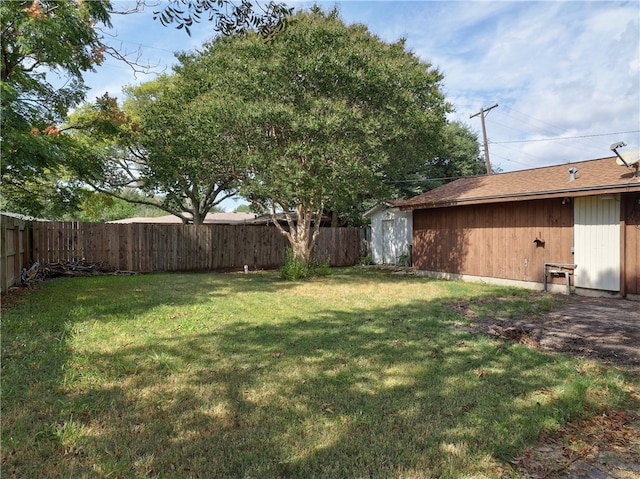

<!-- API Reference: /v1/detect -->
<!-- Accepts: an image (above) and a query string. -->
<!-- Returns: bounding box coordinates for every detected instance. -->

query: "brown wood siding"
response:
[413,198,574,283]
[623,193,640,295]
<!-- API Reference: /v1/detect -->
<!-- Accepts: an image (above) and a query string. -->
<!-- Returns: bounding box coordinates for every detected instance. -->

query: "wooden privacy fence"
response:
[29,222,366,274]
[1,215,31,294]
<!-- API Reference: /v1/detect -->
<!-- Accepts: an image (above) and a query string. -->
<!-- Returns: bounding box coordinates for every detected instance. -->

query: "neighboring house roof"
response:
[249,212,343,227]
[399,156,640,210]
[110,212,258,224]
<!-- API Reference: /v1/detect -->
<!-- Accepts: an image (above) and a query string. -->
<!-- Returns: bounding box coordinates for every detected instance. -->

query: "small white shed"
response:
[363,202,413,265]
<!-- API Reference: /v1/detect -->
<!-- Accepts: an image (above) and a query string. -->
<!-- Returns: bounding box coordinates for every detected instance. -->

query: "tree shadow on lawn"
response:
[3,283,627,478]
[65,271,303,320]
[42,267,419,322]
[0,272,294,477]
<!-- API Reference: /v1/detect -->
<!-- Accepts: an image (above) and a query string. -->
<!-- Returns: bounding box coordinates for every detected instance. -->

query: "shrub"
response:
[397,252,410,266]
[359,256,373,266]
[280,249,332,281]
[280,248,310,280]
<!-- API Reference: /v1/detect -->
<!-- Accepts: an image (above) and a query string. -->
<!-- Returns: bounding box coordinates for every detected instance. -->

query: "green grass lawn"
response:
[1,268,636,478]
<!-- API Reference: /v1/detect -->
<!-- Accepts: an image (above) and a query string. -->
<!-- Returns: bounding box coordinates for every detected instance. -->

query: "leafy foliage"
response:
[416,121,486,194]
[154,0,293,37]
[68,79,250,224]
[279,247,311,280]
[0,0,112,217]
[279,247,332,280]
[233,204,254,213]
[172,8,451,261]
[75,189,167,222]
[1,0,293,219]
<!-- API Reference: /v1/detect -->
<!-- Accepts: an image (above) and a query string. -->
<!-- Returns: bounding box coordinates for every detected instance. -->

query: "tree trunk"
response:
[191,209,204,225]
[271,203,321,265]
[331,210,338,228]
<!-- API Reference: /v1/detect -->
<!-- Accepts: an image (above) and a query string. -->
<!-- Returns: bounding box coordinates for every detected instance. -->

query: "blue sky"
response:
[86,1,639,179]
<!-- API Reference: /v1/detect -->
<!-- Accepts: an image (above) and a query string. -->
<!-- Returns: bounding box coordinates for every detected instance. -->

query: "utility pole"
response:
[470,103,498,174]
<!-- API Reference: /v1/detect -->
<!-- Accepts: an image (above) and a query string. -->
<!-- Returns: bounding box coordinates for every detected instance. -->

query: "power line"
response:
[491,130,640,144]
[105,37,177,55]
[490,153,537,168]
[490,109,635,157]
[508,108,569,137]
[386,174,482,184]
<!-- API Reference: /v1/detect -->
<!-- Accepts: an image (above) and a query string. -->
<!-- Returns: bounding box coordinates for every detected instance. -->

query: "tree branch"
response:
[103,44,160,78]
[108,0,156,16]
[270,200,293,244]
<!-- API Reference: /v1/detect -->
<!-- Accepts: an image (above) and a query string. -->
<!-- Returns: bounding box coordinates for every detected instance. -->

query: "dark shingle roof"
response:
[399,156,640,210]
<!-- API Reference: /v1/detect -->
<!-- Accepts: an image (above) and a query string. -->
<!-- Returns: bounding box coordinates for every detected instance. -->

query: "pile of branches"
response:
[21,260,138,284]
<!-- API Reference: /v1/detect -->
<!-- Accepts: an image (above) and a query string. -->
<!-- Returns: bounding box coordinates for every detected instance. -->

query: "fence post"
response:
[1,215,32,294]
[1,216,8,294]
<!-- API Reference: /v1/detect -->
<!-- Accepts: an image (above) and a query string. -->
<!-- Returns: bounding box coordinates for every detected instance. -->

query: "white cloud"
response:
[383,1,640,171]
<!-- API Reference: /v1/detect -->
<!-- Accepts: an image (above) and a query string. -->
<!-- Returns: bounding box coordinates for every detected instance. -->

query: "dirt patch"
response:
[0,284,37,312]
[456,293,640,478]
[464,294,640,367]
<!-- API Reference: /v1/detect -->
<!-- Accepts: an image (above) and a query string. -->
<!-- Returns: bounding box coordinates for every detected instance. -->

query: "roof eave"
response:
[400,183,640,210]
[363,201,402,218]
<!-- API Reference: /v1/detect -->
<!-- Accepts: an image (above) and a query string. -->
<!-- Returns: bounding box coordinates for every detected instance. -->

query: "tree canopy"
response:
[412,120,486,195]
[68,79,251,224]
[1,0,113,215]
[0,0,292,218]
[2,1,479,246]
[164,8,451,261]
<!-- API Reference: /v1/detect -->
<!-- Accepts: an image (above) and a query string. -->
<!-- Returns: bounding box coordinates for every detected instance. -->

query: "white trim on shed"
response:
[364,203,413,265]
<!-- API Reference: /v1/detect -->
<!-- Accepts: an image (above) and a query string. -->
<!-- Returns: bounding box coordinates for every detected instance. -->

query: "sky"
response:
[85,1,640,180]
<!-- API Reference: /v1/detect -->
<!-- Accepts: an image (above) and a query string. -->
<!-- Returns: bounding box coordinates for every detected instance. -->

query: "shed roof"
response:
[362,200,404,218]
[399,156,640,210]
[0,212,48,222]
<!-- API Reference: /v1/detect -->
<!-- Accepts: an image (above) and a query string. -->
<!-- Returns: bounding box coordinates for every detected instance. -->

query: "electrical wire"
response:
[480,104,639,167]
[491,130,640,144]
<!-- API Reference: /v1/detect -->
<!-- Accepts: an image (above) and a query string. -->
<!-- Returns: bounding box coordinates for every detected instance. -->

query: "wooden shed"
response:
[398,156,640,298]
[363,201,413,265]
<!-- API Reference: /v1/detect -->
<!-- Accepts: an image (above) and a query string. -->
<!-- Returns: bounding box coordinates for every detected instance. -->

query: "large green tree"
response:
[332,121,485,226]
[1,0,291,218]
[411,120,486,195]
[1,0,113,216]
[173,8,450,262]
[69,81,250,224]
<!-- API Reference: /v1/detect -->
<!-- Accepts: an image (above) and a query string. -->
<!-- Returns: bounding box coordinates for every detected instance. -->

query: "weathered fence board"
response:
[28,221,365,274]
[1,216,30,293]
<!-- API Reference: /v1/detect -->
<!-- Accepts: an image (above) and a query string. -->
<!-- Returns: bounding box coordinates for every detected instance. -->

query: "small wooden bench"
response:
[543,263,577,295]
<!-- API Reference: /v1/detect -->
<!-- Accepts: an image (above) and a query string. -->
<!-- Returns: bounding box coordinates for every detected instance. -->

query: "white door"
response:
[382,219,394,264]
[574,196,620,291]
